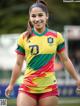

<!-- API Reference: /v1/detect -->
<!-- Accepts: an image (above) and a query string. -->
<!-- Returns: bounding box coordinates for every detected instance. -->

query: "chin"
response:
[36,27,42,30]
[35,26,43,30]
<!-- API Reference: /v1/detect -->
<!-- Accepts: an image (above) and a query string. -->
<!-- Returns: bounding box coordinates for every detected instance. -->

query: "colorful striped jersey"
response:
[16,28,65,93]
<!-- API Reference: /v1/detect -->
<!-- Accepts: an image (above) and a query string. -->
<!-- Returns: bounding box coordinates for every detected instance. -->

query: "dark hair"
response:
[26,0,48,40]
[29,0,48,15]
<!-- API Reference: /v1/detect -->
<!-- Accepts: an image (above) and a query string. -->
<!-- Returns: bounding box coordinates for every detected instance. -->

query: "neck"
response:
[34,26,46,34]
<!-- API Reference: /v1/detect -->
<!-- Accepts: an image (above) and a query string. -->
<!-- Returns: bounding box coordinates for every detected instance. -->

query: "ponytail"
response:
[37,0,47,7]
[26,20,33,40]
[35,0,48,7]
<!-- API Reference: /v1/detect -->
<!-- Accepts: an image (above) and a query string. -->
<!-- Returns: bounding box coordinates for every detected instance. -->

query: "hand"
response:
[76,78,80,87]
[5,85,13,97]
[76,79,80,94]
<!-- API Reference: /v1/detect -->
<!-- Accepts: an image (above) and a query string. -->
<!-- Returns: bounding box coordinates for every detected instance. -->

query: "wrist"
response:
[9,83,14,87]
[75,76,80,81]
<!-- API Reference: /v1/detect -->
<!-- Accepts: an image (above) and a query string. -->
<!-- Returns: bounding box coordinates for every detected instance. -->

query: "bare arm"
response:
[58,51,80,88]
[5,54,24,97]
[58,51,79,80]
[10,54,24,86]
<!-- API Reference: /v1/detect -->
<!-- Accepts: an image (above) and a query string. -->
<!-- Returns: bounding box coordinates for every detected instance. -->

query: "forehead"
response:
[30,7,45,14]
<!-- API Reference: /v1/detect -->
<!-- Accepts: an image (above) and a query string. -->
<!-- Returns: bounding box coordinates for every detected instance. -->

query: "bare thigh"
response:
[39,96,59,106]
[17,92,37,106]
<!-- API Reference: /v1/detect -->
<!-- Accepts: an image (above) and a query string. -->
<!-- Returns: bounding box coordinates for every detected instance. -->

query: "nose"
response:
[35,16,40,22]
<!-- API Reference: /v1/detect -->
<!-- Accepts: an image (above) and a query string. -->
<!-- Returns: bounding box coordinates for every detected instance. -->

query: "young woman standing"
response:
[5,0,80,106]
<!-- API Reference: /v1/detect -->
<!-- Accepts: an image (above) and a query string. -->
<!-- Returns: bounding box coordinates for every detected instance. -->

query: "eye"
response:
[38,13,43,17]
[31,14,36,18]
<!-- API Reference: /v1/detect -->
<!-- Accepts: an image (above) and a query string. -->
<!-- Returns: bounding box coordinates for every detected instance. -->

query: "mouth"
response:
[34,20,44,25]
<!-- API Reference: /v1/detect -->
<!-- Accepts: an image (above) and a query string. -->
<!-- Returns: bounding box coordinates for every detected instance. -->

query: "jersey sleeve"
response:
[16,33,25,56]
[57,32,65,54]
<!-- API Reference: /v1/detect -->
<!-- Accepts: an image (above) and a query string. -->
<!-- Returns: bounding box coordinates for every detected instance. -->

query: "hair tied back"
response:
[32,0,47,6]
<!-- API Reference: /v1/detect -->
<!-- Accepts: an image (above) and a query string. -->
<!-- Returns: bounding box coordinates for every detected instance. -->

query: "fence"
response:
[0,84,80,98]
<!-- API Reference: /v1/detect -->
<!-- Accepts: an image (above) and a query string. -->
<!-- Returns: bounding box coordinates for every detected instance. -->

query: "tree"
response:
[0,0,80,34]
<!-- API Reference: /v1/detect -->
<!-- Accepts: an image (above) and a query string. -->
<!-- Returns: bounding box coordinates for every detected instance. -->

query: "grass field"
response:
[7,97,80,106]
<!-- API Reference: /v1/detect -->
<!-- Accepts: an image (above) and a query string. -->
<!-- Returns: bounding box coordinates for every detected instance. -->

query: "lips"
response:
[33,20,44,24]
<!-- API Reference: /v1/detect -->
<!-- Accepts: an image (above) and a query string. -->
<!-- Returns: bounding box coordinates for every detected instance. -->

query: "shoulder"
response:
[56,32,64,40]
[47,29,63,38]
[18,31,28,40]
[47,29,60,38]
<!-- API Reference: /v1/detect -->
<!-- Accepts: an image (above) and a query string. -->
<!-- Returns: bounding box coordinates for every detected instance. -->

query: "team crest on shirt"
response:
[47,37,53,46]
[47,37,53,43]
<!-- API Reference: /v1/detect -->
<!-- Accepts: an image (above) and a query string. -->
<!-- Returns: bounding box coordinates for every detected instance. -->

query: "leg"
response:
[39,96,59,106]
[17,92,37,106]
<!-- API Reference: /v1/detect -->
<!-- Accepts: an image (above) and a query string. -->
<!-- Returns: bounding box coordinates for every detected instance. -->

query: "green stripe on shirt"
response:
[16,45,25,54]
[27,54,54,70]
[57,42,65,52]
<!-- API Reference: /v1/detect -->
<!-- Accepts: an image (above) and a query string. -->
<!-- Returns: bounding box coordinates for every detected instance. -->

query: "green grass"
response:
[59,97,80,106]
[7,97,80,106]
[7,99,16,106]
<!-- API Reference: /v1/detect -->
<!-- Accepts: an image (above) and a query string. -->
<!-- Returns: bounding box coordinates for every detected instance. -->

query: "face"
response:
[29,7,48,31]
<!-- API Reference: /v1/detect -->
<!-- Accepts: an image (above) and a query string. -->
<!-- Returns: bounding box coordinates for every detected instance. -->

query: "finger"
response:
[5,91,9,97]
[5,89,11,98]
[76,88,80,94]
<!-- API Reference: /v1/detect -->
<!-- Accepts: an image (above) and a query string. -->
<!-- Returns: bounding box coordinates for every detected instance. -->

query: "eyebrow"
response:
[31,12,44,16]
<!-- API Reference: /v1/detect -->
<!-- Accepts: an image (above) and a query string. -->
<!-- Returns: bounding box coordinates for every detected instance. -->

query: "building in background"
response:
[0,26,80,84]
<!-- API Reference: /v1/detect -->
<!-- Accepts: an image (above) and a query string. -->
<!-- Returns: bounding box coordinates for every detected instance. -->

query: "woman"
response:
[5,0,80,106]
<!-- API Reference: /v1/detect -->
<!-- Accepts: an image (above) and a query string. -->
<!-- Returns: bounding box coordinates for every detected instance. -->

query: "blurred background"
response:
[0,0,80,106]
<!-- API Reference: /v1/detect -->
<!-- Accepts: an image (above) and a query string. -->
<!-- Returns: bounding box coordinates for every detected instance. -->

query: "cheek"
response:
[42,18,47,24]
[30,18,34,24]
[42,16,48,22]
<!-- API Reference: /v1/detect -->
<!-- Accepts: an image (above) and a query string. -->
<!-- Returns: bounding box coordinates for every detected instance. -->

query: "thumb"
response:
[5,87,13,97]
[76,87,80,94]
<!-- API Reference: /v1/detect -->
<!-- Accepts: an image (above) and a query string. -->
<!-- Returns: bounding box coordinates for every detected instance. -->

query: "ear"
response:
[46,15,49,20]
[46,13,49,20]
[46,16,48,20]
